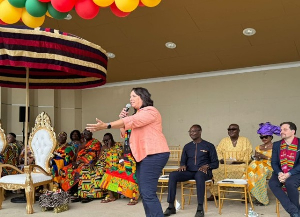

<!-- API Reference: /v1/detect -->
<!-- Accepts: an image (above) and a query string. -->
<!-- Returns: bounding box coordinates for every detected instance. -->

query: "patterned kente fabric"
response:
[51,144,75,185]
[60,138,101,192]
[0,25,107,89]
[100,130,140,200]
[1,143,19,176]
[280,137,298,191]
[78,142,123,199]
[245,145,273,205]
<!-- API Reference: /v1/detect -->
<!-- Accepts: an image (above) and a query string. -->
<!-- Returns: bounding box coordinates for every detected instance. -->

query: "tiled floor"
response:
[0,188,290,217]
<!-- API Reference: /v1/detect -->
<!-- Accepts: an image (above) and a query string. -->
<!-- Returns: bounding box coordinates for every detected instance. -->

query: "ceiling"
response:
[42,0,300,83]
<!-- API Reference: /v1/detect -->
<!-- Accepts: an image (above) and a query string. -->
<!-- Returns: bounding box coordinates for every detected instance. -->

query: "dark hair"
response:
[103,133,115,143]
[70,130,81,141]
[192,124,202,131]
[131,87,153,112]
[8,132,16,138]
[280,122,297,134]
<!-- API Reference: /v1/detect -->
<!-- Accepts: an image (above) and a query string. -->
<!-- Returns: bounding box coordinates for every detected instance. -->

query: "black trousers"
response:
[269,173,300,215]
[167,170,212,209]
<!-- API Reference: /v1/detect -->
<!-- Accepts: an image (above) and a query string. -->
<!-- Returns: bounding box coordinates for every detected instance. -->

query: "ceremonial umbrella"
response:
[0,25,108,165]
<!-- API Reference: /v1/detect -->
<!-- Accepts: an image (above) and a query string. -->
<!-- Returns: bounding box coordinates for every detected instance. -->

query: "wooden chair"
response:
[217,151,253,215]
[275,187,300,217]
[181,179,218,212]
[157,175,169,202]
[0,112,56,214]
[163,145,182,175]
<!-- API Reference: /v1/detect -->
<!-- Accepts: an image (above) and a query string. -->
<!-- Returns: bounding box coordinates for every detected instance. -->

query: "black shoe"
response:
[81,197,93,203]
[207,195,218,201]
[71,197,82,203]
[164,207,176,216]
[195,210,204,217]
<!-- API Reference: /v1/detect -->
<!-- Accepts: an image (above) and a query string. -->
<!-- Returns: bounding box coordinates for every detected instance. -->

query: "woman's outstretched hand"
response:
[86,118,107,132]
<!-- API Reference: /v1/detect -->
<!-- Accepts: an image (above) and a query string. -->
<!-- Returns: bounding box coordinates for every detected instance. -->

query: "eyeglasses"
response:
[188,130,201,134]
[103,138,111,143]
[259,135,270,140]
[227,128,238,131]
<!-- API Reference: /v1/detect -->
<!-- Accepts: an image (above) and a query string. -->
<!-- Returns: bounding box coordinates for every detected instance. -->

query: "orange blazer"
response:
[123,106,170,162]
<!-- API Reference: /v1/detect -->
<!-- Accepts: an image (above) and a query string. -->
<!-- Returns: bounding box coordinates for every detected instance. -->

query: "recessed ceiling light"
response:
[64,14,72,20]
[243,28,256,36]
[165,42,176,49]
[107,52,115,59]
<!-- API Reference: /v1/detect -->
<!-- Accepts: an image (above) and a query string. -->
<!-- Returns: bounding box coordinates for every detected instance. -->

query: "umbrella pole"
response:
[24,67,29,165]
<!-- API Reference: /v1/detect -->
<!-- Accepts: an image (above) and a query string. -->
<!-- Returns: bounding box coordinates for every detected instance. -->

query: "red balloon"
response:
[110,2,130,17]
[139,0,145,6]
[75,0,100,19]
[52,0,76,12]
[38,0,51,2]
[0,19,8,25]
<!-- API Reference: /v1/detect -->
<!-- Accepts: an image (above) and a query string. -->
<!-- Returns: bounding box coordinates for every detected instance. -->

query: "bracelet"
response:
[119,159,124,163]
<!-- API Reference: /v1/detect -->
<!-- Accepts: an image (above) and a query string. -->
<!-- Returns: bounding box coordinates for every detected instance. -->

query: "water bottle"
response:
[248,208,253,217]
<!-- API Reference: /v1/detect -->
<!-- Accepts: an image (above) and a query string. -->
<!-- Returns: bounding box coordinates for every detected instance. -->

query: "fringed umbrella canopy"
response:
[0,25,108,164]
[0,25,107,89]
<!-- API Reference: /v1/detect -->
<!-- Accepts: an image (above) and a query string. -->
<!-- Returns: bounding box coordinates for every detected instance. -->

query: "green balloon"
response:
[25,0,47,17]
[48,3,68,20]
[8,0,26,8]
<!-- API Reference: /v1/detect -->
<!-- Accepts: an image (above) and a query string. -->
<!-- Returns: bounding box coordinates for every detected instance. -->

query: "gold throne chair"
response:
[0,112,56,214]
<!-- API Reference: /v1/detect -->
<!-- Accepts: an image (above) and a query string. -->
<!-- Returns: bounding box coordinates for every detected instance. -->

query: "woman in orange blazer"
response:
[87,87,170,217]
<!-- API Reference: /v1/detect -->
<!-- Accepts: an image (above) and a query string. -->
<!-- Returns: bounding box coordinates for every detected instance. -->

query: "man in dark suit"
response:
[269,122,300,217]
[163,124,219,217]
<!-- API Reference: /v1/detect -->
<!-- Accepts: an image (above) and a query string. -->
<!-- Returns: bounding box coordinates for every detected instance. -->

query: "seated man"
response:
[208,124,252,201]
[164,124,219,217]
[269,122,300,217]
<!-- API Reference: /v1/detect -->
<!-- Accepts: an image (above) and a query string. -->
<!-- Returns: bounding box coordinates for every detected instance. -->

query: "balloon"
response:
[25,0,47,17]
[0,0,22,24]
[110,2,130,17]
[52,0,75,12]
[46,11,52,18]
[8,0,26,8]
[0,19,7,25]
[141,0,161,7]
[47,3,68,19]
[22,9,45,28]
[93,0,114,7]
[138,0,144,6]
[115,0,139,12]
[75,0,99,19]
[39,0,51,2]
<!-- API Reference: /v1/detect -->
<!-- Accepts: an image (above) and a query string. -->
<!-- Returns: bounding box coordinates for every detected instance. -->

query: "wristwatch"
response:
[106,123,111,129]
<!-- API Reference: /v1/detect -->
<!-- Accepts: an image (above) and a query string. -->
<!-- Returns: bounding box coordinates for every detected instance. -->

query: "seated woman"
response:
[1,133,20,176]
[68,130,82,152]
[51,132,75,187]
[18,145,35,170]
[61,129,101,203]
[245,122,280,206]
[100,129,139,205]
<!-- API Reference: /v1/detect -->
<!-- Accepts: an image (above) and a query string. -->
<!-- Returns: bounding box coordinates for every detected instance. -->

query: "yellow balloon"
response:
[115,0,139,12]
[0,0,22,24]
[141,0,161,7]
[22,10,45,28]
[46,11,53,18]
[93,0,114,7]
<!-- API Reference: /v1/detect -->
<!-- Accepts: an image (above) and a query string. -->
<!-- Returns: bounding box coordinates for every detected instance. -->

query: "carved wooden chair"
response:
[0,112,56,214]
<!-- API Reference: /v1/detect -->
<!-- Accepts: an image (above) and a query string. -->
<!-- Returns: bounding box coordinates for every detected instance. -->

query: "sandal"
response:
[101,197,116,203]
[127,199,138,205]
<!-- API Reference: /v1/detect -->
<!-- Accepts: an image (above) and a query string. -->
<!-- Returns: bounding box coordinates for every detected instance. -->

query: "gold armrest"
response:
[0,164,24,177]
[25,165,51,176]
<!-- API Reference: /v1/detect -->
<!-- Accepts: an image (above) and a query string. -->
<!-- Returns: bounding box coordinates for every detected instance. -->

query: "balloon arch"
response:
[0,0,161,28]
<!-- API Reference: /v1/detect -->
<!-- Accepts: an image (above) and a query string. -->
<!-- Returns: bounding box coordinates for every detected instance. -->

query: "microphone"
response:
[125,103,131,112]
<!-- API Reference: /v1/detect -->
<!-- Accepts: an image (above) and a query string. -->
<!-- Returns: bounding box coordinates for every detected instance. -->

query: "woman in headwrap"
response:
[245,122,280,206]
